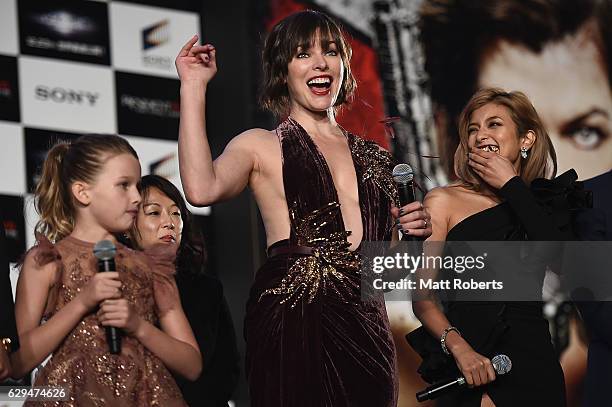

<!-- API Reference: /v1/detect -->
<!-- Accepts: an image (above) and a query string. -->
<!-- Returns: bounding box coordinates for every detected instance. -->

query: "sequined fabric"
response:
[24,235,186,407]
[244,118,398,407]
[259,202,361,307]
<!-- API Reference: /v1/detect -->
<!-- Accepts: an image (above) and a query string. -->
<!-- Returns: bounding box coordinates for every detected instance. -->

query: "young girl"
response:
[10,135,201,406]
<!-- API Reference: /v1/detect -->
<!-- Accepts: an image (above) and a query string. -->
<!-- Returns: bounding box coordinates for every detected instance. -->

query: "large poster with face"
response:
[366,1,610,406]
[407,0,611,182]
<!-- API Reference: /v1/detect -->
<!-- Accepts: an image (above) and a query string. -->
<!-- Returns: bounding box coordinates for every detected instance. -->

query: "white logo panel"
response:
[122,135,210,215]
[110,2,200,78]
[19,56,116,133]
[0,122,25,195]
[0,0,19,55]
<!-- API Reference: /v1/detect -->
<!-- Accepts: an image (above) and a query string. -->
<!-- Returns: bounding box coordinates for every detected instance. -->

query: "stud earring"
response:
[520,147,528,159]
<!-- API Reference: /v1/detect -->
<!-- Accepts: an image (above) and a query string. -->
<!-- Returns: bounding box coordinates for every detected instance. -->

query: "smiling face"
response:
[467,103,533,170]
[479,25,612,179]
[286,32,345,116]
[134,187,183,251]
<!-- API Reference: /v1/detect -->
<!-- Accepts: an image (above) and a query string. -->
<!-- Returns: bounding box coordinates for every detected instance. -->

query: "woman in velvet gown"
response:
[244,117,400,406]
[176,10,432,407]
[412,88,589,407]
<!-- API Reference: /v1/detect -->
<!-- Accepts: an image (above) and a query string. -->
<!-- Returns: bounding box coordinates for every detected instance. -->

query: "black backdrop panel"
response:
[24,127,80,193]
[115,71,180,140]
[0,194,26,263]
[18,0,111,66]
[0,55,20,123]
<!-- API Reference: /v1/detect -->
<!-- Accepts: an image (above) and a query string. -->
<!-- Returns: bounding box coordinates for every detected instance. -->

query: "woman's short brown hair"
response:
[260,10,357,117]
[454,87,558,190]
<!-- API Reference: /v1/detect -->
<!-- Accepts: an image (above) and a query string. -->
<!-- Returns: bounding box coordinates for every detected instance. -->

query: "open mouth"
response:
[478,145,499,153]
[160,235,176,243]
[307,76,332,95]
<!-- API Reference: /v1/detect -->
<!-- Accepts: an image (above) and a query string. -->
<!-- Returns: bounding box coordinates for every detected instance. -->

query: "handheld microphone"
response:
[416,354,512,402]
[93,240,121,355]
[392,163,422,242]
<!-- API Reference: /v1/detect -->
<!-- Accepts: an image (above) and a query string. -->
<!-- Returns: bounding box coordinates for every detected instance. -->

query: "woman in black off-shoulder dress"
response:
[410,88,590,407]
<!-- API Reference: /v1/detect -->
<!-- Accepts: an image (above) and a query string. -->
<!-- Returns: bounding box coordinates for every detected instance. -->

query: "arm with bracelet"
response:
[411,188,497,389]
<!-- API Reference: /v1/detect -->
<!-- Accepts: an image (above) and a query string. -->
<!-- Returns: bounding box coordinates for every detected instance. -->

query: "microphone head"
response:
[93,240,116,261]
[491,354,512,375]
[392,163,414,184]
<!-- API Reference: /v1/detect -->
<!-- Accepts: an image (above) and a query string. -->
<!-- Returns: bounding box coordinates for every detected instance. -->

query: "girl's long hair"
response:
[35,134,138,242]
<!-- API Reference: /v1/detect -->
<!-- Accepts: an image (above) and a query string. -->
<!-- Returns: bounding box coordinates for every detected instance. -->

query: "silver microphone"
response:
[416,354,512,401]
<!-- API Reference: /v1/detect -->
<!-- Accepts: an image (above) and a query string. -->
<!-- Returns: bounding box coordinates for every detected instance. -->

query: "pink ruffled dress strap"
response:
[143,244,180,317]
[32,232,62,268]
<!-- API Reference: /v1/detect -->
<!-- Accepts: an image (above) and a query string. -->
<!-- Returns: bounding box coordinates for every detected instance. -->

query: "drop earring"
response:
[520,147,528,159]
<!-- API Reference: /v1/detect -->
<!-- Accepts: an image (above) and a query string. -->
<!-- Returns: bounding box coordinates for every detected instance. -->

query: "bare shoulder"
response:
[424,185,467,220]
[225,128,280,175]
[424,185,455,205]
[425,183,480,221]
[424,186,464,239]
[227,128,277,150]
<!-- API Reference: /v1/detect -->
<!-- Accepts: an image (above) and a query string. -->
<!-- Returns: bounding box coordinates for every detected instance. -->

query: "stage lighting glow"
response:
[35,11,96,36]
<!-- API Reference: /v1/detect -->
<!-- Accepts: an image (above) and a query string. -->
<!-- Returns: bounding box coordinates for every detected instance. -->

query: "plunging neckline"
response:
[287,117,364,242]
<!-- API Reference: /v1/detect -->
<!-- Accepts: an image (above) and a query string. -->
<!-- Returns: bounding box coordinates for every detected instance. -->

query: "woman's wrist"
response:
[443,329,467,354]
[440,326,460,354]
[180,80,207,92]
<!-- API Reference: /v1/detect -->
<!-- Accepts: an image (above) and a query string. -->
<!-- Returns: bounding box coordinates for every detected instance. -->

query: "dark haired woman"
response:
[176,9,432,407]
[127,175,240,407]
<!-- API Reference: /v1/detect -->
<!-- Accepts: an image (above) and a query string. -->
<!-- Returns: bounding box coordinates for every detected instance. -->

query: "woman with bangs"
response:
[175,9,432,407]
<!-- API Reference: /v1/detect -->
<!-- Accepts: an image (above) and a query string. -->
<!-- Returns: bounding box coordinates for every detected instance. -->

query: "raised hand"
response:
[76,272,122,312]
[97,299,143,337]
[175,35,217,84]
[468,147,518,190]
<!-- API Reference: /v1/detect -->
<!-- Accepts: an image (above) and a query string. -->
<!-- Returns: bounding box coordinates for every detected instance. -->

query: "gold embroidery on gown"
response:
[258,132,399,309]
[245,118,399,407]
[259,202,361,308]
[24,235,187,406]
[350,135,399,206]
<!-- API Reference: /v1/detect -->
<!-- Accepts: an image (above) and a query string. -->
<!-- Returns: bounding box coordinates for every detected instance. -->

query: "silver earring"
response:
[520,147,528,159]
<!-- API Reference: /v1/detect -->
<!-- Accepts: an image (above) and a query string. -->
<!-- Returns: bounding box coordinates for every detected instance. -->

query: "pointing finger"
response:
[178,35,199,57]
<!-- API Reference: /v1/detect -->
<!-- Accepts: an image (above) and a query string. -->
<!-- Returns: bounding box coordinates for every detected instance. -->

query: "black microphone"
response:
[416,354,512,402]
[93,240,121,355]
[392,163,422,242]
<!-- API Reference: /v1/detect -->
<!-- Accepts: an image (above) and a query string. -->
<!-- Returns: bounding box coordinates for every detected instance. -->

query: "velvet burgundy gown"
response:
[244,118,399,407]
